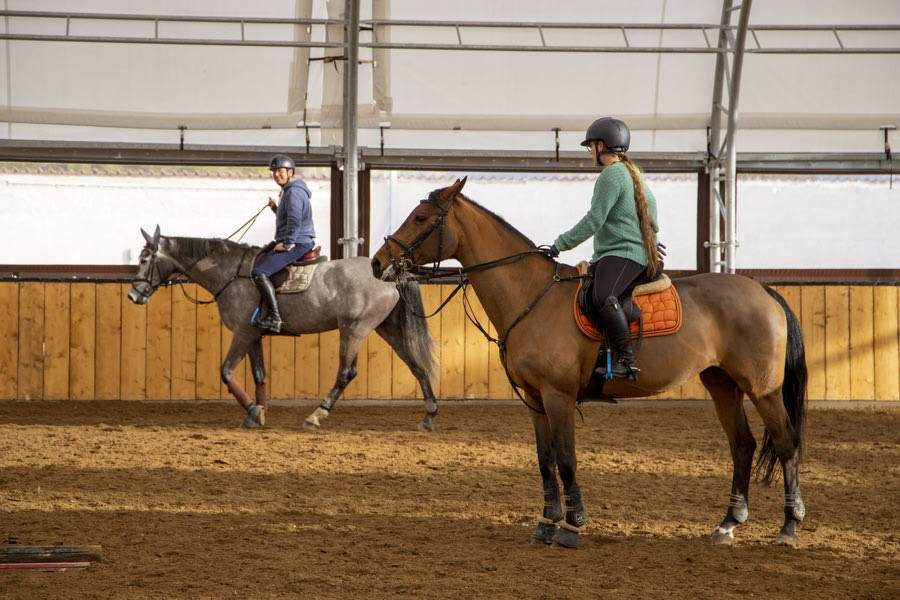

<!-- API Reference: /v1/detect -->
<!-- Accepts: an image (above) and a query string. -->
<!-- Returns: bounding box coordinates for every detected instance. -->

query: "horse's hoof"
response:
[710,527,735,545]
[550,523,580,549]
[302,418,320,431]
[239,404,265,428]
[239,415,261,428]
[774,532,799,547]
[417,420,434,433]
[531,520,556,546]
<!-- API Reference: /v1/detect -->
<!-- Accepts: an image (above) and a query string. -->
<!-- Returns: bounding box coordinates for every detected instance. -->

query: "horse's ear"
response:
[441,176,468,203]
[141,227,153,245]
[141,225,161,251]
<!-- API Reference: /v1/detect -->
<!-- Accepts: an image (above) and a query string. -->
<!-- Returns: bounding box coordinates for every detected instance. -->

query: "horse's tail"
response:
[755,285,808,485]
[395,281,439,381]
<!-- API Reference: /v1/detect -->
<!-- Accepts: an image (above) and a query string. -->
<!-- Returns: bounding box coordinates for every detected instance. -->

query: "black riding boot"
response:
[252,273,283,332]
[595,296,640,380]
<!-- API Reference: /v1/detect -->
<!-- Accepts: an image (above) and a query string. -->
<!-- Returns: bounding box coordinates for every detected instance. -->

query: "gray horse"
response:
[127,226,439,431]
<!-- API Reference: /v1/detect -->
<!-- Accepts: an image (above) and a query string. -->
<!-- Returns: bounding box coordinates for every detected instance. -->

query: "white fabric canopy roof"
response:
[1,0,898,155]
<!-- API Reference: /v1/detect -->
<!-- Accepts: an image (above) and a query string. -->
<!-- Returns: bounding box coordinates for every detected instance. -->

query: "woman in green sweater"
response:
[549,117,660,380]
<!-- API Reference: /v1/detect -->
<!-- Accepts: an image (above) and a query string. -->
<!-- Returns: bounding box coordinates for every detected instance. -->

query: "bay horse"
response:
[128,226,438,432]
[371,178,807,548]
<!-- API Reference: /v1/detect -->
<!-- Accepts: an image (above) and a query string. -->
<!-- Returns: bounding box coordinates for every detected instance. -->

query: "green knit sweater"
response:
[553,161,658,264]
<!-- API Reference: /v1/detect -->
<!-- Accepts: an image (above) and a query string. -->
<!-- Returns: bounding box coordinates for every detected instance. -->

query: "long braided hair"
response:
[614,152,659,277]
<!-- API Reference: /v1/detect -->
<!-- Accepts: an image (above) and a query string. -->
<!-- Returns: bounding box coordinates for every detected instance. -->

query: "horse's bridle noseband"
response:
[383,192,455,277]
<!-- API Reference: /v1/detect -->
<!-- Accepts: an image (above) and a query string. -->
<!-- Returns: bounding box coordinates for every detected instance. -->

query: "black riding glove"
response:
[548,244,560,258]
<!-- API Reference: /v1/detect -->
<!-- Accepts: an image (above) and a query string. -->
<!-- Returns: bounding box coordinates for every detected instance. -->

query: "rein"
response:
[384,193,586,413]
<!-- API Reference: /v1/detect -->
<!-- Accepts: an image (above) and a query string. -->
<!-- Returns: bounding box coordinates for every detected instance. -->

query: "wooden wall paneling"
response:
[119,283,147,400]
[94,283,122,400]
[873,286,900,401]
[463,291,490,400]
[419,284,443,399]
[17,282,44,400]
[824,286,851,400]
[0,282,18,400]
[42,282,70,400]
[849,286,876,401]
[69,283,96,400]
[170,283,197,400]
[366,328,393,400]
[439,284,465,399]
[194,291,221,399]
[146,287,173,400]
[293,333,320,400]
[680,375,709,401]
[317,329,339,400]
[269,334,295,400]
[800,286,826,400]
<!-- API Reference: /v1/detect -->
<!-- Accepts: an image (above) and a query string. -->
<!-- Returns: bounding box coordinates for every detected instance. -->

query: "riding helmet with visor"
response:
[581,117,630,153]
[268,154,295,171]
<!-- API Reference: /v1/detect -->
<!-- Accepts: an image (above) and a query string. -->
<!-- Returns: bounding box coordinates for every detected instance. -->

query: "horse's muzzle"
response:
[127,285,150,305]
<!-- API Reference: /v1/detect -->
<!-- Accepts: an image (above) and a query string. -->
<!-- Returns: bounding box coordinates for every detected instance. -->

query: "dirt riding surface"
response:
[1,400,897,599]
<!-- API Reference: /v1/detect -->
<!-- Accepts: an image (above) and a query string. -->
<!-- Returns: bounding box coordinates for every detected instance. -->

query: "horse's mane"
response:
[428,188,539,250]
[165,236,253,259]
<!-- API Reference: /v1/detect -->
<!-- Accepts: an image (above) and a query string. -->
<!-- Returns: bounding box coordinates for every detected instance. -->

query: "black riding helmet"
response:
[581,117,630,153]
[269,154,295,171]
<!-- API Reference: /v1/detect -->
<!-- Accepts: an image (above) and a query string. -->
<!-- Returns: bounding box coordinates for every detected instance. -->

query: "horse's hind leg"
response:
[221,333,267,428]
[529,409,564,545]
[375,320,438,433]
[303,331,363,431]
[702,367,756,545]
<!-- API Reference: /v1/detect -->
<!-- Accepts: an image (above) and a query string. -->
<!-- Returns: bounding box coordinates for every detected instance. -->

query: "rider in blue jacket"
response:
[251,154,315,332]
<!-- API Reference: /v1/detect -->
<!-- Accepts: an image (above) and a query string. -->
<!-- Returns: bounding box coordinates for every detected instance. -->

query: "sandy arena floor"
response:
[1,400,898,599]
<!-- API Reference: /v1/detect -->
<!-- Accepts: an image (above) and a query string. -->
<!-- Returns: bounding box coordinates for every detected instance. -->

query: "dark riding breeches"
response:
[591,255,646,308]
[251,242,315,277]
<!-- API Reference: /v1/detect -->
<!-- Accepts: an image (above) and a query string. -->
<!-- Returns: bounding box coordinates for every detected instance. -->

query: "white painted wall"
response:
[1,170,897,270]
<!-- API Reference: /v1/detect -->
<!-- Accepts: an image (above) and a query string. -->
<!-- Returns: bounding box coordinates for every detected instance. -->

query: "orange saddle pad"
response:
[574,272,682,342]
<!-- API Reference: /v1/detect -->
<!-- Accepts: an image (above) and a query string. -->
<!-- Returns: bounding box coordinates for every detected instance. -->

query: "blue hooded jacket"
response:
[274,178,315,246]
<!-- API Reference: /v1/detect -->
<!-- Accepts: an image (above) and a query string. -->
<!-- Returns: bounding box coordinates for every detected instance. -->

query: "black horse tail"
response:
[395,281,439,382]
[755,285,808,485]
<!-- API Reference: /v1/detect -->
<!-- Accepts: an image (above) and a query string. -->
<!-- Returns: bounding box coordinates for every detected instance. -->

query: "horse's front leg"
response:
[530,409,564,545]
[543,393,585,549]
[221,332,266,428]
[303,333,362,431]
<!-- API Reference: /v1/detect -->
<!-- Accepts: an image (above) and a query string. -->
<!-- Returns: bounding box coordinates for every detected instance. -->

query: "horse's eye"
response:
[413,214,428,224]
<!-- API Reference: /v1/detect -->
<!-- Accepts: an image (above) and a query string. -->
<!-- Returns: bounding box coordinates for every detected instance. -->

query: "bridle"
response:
[381,189,584,414]
[131,239,254,305]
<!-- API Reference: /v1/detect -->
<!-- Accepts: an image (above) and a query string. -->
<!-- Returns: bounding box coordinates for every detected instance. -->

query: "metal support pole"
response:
[339,0,362,258]
[706,0,751,274]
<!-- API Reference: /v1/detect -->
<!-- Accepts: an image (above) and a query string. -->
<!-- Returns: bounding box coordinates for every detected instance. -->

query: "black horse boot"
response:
[252,272,283,332]
[595,295,640,380]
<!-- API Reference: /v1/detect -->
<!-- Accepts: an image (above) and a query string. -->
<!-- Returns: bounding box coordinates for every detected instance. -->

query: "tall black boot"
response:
[594,296,639,380]
[252,273,283,332]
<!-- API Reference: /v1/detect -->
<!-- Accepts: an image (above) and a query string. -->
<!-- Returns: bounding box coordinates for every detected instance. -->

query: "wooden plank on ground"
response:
[367,329,393,400]
[17,282,44,400]
[873,286,899,401]
[439,284,465,399]
[120,283,147,400]
[42,283,71,401]
[824,286,850,400]
[69,283,96,400]
[0,283,18,400]
[294,333,320,400]
[800,286,826,401]
[170,284,197,400]
[0,545,102,563]
[94,284,121,400]
[146,287,173,400]
[195,290,221,399]
[464,292,490,400]
[269,334,295,400]
[849,286,875,401]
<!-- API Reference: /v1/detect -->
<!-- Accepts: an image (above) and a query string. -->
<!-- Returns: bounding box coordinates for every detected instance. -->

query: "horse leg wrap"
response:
[551,522,582,549]
[564,485,586,529]
[531,518,558,546]
[728,493,749,525]
[785,491,806,522]
[543,481,564,523]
